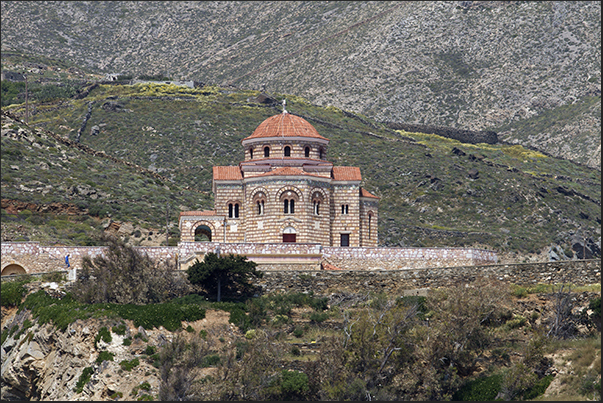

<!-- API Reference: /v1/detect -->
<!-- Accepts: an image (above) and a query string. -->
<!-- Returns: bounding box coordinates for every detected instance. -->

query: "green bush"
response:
[309,312,329,323]
[452,374,502,401]
[112,323,127,335]
[95,326,112,348]
[293,326,304,338]
[119,358,140,371]
[1,279,31,307]
[144,345,156,356]
[201,354,221,367]
[229,307,251,332]
[123,338,132,346]
[185,325,194,333]
[279,370,309,398]
[96,350,115,364]
[523,375,554,400]
[74,367,94,393]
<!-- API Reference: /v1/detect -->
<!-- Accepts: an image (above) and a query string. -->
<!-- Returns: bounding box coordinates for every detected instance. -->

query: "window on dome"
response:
[249,148,253,159]
[319,148,324,159]
[264,146,270,158]
[305,146,310,158]
[284,146,291,157]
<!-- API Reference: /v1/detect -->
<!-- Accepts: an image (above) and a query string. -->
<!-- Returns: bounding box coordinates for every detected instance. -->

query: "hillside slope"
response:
[1,1,600,168]
[1,83,600,261]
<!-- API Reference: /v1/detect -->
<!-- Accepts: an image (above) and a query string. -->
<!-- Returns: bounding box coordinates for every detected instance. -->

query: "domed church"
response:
[179,102,379,247]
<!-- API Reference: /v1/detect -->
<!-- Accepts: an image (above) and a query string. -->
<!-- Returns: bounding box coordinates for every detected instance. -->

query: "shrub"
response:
[293,326,304,338]
[95,326,112,348]
[112,323,127,335]
[74,367,94,393]
[309,312,329,323]
[144,345,156,356]
[96,350,115,364]
[201,354,221,367]
[123,338,132,346]
[290,345,301,356]
[120,358,140,371]
[230,307,251,332]
[199,329,207,340]
[185,325,194,333]
[452,374,502,401]
[279,370,309,398]
[1,279,31,307]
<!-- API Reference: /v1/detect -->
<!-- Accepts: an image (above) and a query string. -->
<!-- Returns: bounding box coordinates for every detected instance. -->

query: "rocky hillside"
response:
[1,277,600,401]
[1,1,600,168]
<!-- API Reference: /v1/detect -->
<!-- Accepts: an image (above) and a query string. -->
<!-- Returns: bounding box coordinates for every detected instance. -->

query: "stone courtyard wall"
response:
[1,242,599,294]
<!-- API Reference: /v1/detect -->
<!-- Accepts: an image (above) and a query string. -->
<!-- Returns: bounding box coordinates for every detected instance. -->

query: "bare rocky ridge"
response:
[1,1,600,168]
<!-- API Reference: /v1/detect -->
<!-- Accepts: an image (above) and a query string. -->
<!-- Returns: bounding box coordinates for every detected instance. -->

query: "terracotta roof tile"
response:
[179,210,217,217]
[243,113,329,141]
[332,166,362,181]
[360,187,380,199]
[213,166,243,180]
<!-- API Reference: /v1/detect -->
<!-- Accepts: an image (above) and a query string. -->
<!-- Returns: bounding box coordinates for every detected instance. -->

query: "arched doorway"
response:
[1,264,27,276]
[283,226,296,243]
[194,225,212,242]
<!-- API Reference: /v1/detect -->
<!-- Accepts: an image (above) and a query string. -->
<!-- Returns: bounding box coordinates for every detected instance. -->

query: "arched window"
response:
[314,201,320,215]
[341,204,349,215]
[284,146,291,157]
[283,199,295,214]
[249,148,253,159]
[264,146,270,158]
[368,214,372,239]
[228,203,240,218]
[305,146,310,158]
[257,200,265,215]
[319,148,324,159]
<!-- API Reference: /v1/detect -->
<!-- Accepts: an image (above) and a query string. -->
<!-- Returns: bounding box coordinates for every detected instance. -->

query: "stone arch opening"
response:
[1,263,27,276]
[284,145,291,157]
[194,225,212,242]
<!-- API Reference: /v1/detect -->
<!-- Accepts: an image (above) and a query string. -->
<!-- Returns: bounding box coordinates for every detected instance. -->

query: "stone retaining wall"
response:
[321,247,497,269]
[256,260,601,295]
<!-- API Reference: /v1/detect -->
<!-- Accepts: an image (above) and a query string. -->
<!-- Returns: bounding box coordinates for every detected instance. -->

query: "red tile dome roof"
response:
[243,112,329,141]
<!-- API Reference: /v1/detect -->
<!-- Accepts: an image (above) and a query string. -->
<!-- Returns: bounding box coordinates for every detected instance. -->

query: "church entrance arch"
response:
[1,263,27,276]
[194,225,213,242]
[282,226,297,243]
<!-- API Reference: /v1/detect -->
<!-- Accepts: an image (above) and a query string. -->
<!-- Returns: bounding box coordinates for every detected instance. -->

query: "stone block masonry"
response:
[256,260,601,295]
[1,242,599,294]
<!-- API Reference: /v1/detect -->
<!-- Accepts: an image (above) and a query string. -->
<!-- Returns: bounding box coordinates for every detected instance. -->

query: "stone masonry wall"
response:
[256,260,601,295]
[2,242,497,275]
[322,246,497,269]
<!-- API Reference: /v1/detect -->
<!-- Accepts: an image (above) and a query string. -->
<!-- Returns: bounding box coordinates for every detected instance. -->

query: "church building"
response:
[179,103,379,247]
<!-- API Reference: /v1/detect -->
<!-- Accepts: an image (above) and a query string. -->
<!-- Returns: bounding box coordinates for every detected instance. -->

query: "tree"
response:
[187,252,262,302]
[74,235,190,304]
